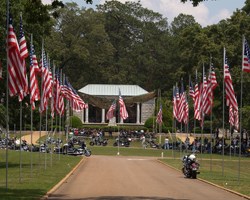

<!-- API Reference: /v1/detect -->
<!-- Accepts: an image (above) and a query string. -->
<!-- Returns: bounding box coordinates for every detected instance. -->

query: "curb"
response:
[41,157,87,200]
[157,159,250,200]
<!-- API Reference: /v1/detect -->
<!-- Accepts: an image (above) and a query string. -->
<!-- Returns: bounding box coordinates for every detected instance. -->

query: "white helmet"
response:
[189,154,196,161]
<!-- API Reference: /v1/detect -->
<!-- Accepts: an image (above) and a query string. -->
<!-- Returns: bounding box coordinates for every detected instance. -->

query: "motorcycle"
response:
[182,155,200,179]
[80,146,92,157]
[113,136,131,147]
[89,136,108,146]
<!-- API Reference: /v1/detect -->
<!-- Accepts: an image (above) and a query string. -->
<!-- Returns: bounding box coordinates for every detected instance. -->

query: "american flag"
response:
[156,104,163,124]
[224,50,238,111]
[242,37,250,72]
[106,100,116,120]
[173,86,180,121]
[61,79,85,112]
[53,70,64,116]
[178,81,187,123]
[7,15,27,100]
[173,86,178,119]
[202,66,218,115]
[224,48,239,129]
[183,95,189,124]
[39,48,52,113]
[194,79,201,120]
[18,14,29,101]
[119,89,128,120]
[229,104,239,130]
[189,81,195,102]
[29,43,40,110]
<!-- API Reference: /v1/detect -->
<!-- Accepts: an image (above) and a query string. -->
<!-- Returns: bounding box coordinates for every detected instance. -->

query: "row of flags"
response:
[172,37,250,130]
[5,14,86,117]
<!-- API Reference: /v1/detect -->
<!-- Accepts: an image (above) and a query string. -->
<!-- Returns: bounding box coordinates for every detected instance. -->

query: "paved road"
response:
[47,155,247,200]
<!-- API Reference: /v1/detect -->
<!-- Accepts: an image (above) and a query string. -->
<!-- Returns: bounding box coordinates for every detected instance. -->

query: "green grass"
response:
[0,150,82,200]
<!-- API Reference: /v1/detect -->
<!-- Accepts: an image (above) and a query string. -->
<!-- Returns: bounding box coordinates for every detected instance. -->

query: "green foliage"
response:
[1,0,250,132]
[0,104,5,126]
[67,116,83,128]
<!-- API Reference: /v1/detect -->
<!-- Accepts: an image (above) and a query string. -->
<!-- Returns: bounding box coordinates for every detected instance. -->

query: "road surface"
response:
[47,155,247,200]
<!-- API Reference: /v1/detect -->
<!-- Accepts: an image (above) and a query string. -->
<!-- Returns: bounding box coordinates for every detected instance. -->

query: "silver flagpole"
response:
[51,61,55,167]
[209,57,213,172]
[19,101,23,183]
[222,47,226,177]
[30,33,33,177]
[5,0,10,190]
[238,35,245,184]
[194,69,197,151]
[39,39,44,172]
[172,86,175,158]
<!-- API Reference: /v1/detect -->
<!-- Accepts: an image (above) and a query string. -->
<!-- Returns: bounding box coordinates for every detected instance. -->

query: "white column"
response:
[120,118,124,124]
[85,104,89,123]
[136,102,140,124]
[101,108,105,123]
[81,109,84,123]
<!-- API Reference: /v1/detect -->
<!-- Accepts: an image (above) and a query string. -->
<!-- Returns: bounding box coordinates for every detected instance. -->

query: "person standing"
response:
[164,136,169,150]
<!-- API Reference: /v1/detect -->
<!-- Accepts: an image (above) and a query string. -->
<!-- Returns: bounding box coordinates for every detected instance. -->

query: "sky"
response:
[42,0,246,27]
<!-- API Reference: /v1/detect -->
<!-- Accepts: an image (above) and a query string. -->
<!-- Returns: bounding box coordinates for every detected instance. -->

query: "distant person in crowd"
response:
[164,136,169,150]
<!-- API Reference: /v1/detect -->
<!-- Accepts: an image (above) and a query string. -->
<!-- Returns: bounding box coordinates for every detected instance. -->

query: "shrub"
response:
[67,116,82,128]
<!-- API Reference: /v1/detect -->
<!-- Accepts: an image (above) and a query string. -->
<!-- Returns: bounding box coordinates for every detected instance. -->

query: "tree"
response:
[180,0,216,7]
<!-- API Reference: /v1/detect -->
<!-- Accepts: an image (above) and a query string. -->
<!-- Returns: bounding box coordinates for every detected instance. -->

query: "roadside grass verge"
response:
[0,150,82,200]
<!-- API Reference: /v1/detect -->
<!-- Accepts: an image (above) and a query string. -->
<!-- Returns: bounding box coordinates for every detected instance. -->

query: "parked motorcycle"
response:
[89,136,108,146]
[182,154,200,179]
[113,136,131,147]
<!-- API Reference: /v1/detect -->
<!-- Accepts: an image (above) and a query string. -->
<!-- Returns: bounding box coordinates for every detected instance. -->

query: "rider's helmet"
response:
[189,154,196,161]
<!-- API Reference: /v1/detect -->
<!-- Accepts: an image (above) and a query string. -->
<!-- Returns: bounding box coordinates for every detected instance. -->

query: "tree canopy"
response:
[1,0,250,131]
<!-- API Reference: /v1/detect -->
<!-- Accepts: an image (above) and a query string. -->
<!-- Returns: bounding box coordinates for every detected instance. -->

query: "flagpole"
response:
[50,60,56,167]
[5,0,10,190]
[172,86,175,158]
[238,35,245,183]
[19,101,23,183]
[39,39,45,171]
[200,63,205,160]
[30,33,33,177]
[209,56,213,172]
[193,69,198,152]
[222,47,226,177]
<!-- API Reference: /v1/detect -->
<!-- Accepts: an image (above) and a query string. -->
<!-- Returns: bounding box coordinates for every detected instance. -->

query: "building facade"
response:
[74,84,155,125]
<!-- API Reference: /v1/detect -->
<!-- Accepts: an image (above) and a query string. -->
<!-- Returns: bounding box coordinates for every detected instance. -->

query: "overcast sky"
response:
[42,0,245,27]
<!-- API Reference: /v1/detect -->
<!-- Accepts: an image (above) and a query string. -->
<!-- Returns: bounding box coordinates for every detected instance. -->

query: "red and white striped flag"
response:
[39,49,52,113]
[106,100,116,120]
[18,14,29,101]
[224,48,239,130]
[119,89,128,120]
[194,80,201,120]
[156,105,163,124]
[242,37,250,73]
[7,15,27,100]
[29,43,40,110]
[224,49,238,111]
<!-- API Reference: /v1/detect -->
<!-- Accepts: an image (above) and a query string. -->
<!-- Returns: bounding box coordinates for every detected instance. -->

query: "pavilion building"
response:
[74,84,156,125]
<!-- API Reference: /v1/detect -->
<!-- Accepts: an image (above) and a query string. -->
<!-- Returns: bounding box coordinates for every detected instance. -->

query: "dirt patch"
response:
[21,131,47,145]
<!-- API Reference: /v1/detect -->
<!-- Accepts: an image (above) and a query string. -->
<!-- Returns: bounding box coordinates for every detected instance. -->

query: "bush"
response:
[144,117,167,133]
[67,116,82,128]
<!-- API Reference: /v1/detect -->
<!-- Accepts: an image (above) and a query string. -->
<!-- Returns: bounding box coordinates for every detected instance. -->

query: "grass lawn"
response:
[0,150,82,200]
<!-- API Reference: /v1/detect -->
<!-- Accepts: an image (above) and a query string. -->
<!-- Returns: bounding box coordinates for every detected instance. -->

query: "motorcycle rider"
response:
[182,153,196,169]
